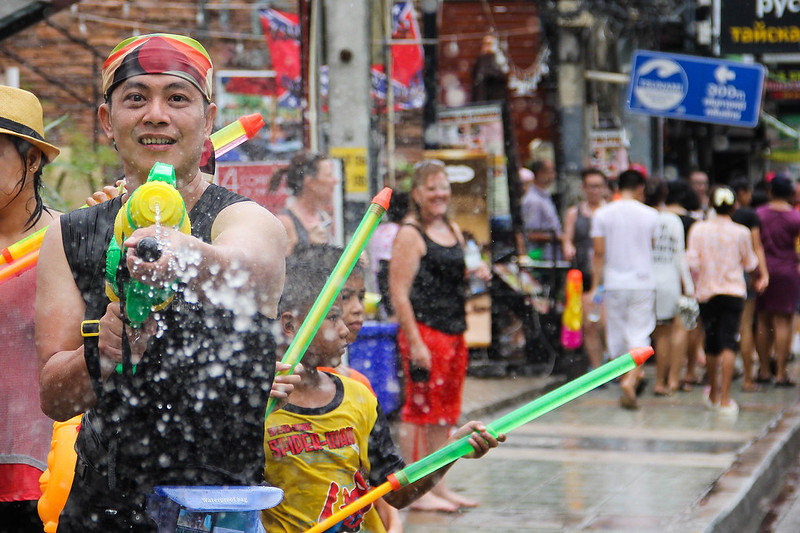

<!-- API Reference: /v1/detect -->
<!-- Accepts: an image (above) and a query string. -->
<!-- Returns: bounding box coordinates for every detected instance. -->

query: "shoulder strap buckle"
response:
[80,320,100,337]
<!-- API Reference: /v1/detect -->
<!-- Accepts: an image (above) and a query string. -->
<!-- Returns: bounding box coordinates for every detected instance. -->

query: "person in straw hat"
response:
[35,33,288,531]
[0,85,61,531]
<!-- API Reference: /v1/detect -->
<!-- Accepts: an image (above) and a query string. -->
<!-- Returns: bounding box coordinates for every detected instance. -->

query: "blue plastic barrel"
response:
[348,321,401,416]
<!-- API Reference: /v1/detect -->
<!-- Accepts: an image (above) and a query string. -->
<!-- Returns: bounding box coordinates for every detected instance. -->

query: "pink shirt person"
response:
[686,215,758,303]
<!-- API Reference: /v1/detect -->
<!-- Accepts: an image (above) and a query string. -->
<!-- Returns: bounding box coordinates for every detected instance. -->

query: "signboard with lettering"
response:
[626,50,766,128]
[437,103,511,217]
[588,129,629,178]
[215,161,288,214]
[215,160,345,245]
[721,0,800,54]
[329,146,369,199]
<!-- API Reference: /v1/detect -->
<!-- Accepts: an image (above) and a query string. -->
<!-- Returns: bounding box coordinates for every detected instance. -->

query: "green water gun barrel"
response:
[304,346,654,533]
[393,347,654,487]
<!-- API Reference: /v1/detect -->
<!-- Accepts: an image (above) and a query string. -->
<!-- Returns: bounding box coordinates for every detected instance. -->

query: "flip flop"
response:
[741,383,763,393]
[754,375,773,384]
[774,379,797,388]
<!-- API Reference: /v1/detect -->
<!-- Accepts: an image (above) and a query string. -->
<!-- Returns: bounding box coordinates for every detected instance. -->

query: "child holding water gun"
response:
[309,246,400,532]
[262,245,505,532]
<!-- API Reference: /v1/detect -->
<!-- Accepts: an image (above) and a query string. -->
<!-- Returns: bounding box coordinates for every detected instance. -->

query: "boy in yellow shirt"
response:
[263,245,504,532]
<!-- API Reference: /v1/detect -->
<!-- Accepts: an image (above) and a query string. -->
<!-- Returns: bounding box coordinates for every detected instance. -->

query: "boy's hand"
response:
[86,179,125,206]
[450,421,506,459]
[269,362,304,410]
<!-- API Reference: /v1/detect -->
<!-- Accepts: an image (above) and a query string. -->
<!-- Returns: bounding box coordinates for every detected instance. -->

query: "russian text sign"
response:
[721,0,800,54]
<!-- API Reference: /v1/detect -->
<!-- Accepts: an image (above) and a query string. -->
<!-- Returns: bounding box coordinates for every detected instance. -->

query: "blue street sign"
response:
[626,50,766,128]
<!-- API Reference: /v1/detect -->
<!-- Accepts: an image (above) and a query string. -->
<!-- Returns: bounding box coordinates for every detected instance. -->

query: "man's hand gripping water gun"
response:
[105,162,191,329]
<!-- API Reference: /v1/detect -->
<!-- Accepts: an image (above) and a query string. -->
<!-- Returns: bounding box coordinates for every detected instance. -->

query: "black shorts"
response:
[57,457,154,532]
[699,295,744,356]
[581,270,593,293]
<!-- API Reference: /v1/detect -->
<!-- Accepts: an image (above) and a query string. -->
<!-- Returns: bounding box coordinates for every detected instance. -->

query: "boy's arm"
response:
[383,421,505,509]
[374,498,403,533]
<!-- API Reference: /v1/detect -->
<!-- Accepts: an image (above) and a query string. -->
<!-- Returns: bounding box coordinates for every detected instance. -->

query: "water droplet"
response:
[207,363,225,378]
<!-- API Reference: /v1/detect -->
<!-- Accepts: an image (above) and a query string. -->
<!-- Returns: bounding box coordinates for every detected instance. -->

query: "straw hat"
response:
[0,86,60,162]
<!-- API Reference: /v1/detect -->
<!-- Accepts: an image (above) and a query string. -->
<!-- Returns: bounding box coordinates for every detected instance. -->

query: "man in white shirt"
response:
[590,169,658,409]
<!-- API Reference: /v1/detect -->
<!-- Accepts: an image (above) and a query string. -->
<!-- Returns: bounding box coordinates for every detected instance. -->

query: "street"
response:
[395,360,800,532]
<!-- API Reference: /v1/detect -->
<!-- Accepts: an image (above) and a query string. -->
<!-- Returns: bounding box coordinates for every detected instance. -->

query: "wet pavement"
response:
[395,358,800,532]
[766,461,800,532]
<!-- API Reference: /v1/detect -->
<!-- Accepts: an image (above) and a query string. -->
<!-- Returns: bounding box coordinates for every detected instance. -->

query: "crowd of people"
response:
[524,159,799,414]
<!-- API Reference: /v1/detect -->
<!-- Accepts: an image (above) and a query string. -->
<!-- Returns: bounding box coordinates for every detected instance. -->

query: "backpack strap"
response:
[81,316,104,401]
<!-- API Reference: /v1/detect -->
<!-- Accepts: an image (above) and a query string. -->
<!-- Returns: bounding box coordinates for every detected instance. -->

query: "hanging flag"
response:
[259,8,302,108]
[370,1,425,110]
[390,1,423,88]
[390,0,424,109]
[305,2,425,112]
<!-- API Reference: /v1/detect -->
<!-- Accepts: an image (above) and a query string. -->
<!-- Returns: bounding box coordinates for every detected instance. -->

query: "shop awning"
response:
[763,149,800,163]
[761,112,800,161]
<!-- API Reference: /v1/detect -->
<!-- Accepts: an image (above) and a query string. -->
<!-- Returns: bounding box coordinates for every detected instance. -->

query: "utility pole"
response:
[421,1,439,150]
[324,0,372,233]
[554,1,589,210]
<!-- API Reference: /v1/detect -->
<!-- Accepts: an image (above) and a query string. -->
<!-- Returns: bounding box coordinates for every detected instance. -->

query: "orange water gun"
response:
[0,229,45,284]
[37,415,82,533]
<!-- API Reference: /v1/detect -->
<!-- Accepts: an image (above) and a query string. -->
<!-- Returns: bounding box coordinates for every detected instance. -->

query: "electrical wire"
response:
[66,10,266,41]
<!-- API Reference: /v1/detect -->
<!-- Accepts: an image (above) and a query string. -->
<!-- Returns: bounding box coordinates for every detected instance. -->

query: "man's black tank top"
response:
[407,223,467,334]
[61,184,277,492]
[574,205,593,277]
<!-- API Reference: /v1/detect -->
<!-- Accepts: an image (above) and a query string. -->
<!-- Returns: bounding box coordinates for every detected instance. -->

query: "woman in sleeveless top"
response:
[562,168,608,370]
[389,160,490,512]
[270,150,337,255]
[0,86,61,532]
[755,176,800,386]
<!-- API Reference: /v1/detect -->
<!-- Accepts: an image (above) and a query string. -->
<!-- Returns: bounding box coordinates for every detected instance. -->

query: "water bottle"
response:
[464,239,486,295]
[587,286,603,323]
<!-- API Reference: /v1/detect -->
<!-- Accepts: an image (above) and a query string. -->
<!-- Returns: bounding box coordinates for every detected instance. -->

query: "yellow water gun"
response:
[105,162,190,328]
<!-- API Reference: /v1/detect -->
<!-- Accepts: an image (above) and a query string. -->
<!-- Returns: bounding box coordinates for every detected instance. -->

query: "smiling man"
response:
[35,34,287,532]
